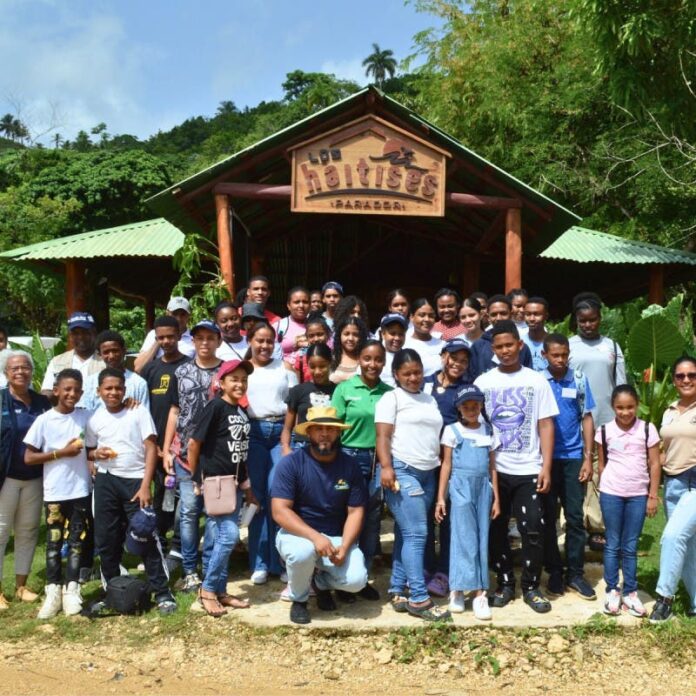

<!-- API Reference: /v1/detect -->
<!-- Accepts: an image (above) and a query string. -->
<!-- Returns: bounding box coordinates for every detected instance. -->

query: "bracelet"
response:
[52,451,58,461]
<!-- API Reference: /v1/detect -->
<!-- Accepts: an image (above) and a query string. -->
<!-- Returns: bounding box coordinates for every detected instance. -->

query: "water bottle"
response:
[162,474,176,512]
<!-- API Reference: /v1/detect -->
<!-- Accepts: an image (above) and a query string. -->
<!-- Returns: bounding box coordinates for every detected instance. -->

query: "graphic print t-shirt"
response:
[192,399,250,481]
[474,366,559,475]
[286,382,336,442]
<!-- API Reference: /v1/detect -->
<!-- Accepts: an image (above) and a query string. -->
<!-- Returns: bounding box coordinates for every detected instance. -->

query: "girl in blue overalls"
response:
[435,385,500,620]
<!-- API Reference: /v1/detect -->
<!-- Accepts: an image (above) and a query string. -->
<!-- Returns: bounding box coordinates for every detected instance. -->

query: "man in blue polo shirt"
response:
[542,333,597,600]
[271,406,368,624]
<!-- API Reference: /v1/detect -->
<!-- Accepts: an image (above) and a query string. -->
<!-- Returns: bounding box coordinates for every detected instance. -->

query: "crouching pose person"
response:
[271,406,368,624]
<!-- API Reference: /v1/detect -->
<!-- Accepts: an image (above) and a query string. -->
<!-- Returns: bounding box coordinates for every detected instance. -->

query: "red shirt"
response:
[432,320,467,341]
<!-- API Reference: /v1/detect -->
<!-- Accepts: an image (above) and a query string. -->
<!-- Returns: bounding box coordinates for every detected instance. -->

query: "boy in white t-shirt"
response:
[474,320,559,614]
[85,367,175,615]
[24,369,93,619]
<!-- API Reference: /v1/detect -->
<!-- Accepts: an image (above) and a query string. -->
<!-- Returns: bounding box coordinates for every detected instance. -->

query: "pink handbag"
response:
[201,474,238,516]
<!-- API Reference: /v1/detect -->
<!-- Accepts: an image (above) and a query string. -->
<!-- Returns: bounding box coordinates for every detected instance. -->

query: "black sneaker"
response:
[566,575,597,600]
[315,589,337,611]
[546,571,565,597]
[523,589,552,613]
[489,585,515,608]
[358,583,381,601]
[335,590,357,604]
[649,596,673,624]
[290,601,311,624]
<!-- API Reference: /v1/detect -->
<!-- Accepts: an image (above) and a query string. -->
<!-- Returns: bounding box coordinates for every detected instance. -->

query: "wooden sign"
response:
[289,115,450,217]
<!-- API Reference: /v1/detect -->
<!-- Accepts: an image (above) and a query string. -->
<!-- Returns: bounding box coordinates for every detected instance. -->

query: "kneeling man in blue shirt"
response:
[271,406,368,624]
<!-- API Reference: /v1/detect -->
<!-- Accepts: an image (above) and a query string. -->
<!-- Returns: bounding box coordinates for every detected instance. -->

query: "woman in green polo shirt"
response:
[332,339,392,600]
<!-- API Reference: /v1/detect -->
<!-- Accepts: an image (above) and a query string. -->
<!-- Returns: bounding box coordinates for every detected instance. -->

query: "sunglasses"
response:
[674,372,696,382]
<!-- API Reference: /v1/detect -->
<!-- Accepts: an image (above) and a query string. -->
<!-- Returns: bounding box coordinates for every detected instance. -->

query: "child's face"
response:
[216,308,241,340]
[99,341,125,369]
[459,306,480,332]
[310,293,324,312]
[287,292,310,321]
[322,288,341,311]
[308,356,330,384]
[53,378,83,410]
[458,400,482,424]
[613,393,638,426]
[525,303,548,331]
[442,350,469,381]
[341,325,361,355]
[436,295,458,323]
[306,324,328,345]
[193,329,221,359]
[382,324,405,352]
[98,376,125,409]
[543,343,569,372]
[155,326,180,355]
[510,295,528,323]
[389,294,409,317]
[488,302,510,325]
[491,332,522,366]
[359,345,385,383]
[221,368,248,401]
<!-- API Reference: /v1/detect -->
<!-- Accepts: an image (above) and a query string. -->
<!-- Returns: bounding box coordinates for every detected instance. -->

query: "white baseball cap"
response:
[167,297,191,313]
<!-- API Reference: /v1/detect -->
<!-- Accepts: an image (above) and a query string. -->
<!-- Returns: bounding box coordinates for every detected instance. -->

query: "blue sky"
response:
[1,0,442,144]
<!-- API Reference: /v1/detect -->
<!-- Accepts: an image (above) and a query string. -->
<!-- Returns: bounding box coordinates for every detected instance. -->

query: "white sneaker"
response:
[251,570,268,585]
[62,581,83,616]
[622,591,647,618]
[37,584,62,619]
[473,594,492,621]
[448,590,465,613]
[604,589,621,615]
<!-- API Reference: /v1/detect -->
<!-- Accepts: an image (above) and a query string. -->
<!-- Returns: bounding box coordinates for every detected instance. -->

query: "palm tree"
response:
[0,113,15,140]
[362,44,397,88]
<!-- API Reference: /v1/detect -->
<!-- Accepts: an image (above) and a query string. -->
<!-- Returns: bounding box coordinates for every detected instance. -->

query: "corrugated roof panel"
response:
[0,218,184,262]
[539,226,696,265]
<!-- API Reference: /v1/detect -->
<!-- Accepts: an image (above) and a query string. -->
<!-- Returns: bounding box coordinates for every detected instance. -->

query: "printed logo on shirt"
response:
[487,386,534,453]
[334,479,350,491]
[309,392,331,408]
[227,413,251,464]
[152,374,171,395]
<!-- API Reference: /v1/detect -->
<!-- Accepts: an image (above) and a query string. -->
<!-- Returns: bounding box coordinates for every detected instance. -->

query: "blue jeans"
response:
[247,419,284,575]
[656,489,696,610]
[202,496,242,595]
[175,459,203,575]
[384,459,437,603]
[664,469,696,518]
[276,529,367,602]
[599,491,647,594]
[342,447,381,573]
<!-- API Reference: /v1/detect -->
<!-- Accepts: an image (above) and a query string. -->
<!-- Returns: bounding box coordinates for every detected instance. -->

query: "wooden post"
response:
[505,208,522,293]
[461,254,480,298]
[144,297,155,331]
[648,265,664,305]
[65,259,86,315]
[215,193,235,298]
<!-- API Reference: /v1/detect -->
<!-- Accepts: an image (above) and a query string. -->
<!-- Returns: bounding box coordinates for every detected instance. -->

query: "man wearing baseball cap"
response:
[134,296,195,374]
[40,312,105,396]
[271,406,368,624]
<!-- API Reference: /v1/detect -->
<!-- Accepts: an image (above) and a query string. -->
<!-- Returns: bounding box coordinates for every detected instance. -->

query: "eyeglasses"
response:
[674,372,696,382]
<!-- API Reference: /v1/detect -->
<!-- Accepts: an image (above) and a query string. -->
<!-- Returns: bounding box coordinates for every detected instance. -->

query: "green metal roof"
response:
[146,86,580,250]
[539,226,696,265]
[0,218,184,263]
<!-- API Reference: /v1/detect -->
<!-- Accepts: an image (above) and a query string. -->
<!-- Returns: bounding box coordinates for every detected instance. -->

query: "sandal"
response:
[198,589,227,618]
[217,593,250,609]
[389,593,409,613]
[406,600,452,622]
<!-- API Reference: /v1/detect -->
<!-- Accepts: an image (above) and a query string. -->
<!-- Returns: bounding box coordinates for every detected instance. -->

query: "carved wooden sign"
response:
[289,115,450,216]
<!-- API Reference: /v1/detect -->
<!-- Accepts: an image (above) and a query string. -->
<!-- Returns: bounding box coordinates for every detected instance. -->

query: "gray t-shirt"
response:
[569,335,625,427]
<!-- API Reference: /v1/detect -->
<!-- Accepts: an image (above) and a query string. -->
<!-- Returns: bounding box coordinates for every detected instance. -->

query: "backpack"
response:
[600,420,650,471]
[104,576,152,615]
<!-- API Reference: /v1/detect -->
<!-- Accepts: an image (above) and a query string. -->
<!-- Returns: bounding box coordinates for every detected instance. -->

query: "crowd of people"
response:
[0,277,694,626]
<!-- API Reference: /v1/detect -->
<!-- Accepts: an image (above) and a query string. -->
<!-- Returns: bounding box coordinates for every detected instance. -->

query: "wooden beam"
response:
[215,194,235,297]
[505,208,522,292]
[475,210,506,253]
[214,183,291,201]
[446,191,522,209]
[65,259,86,315]
[648,265,664,305]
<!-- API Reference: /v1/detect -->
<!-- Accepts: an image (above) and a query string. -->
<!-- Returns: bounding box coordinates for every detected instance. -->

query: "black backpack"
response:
[104,576,152,615]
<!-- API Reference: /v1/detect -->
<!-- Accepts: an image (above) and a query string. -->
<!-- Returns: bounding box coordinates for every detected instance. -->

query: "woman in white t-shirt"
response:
[376,349,449,622]
[245,323,298,585]
[404,299,445,377]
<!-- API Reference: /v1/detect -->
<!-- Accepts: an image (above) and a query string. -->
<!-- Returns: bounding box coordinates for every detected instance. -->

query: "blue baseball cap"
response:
[67,312,96,331]
[321,281,344,295]
[191,319,221,336]
[380,313,408,330]
[125,507,157,555]
[442,338,471,354]
[454,384,485,406]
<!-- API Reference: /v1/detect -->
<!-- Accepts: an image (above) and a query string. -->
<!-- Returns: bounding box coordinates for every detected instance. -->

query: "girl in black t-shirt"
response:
[280,343,335,457]
[188,359,257,617]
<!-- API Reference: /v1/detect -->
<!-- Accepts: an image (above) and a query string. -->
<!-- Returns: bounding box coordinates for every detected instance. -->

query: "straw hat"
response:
[293,406,352,437]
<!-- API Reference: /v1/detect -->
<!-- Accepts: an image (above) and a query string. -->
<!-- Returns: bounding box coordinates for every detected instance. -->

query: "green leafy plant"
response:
[9,333,65,390]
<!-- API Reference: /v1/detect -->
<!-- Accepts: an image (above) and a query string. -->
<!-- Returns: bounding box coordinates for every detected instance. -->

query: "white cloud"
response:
[320,57,367,86]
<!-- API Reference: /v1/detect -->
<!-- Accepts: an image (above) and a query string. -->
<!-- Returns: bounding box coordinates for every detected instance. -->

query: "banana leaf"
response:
[627,314,687,372]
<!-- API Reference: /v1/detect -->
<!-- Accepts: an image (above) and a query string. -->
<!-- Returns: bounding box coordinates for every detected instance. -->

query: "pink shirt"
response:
[273,316,306,365]
[595,418,659,497]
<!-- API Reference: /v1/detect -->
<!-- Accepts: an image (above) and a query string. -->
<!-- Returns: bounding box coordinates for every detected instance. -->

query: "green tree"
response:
[362,43,397,87]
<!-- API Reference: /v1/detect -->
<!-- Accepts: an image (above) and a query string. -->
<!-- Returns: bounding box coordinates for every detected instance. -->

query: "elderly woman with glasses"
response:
[0,350,51,608]
[650,356,696,622]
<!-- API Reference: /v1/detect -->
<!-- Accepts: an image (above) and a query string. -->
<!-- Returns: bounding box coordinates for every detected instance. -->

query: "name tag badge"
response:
[492,355,500,365]
[423,383,433,395]
[561,387,577,399]
[662,414,674,427]
[473,435,492,447]
[609,440,625,452]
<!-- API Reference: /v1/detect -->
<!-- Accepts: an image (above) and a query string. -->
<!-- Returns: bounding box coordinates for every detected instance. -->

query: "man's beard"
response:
[310,439,340,456]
